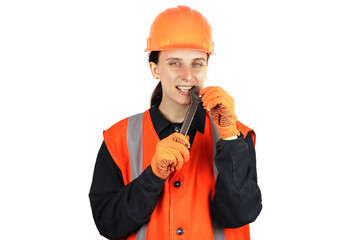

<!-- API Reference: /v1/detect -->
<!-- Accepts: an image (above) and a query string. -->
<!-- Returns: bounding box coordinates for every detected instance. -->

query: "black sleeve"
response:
[89,141,166,239]
[211,133,262,228]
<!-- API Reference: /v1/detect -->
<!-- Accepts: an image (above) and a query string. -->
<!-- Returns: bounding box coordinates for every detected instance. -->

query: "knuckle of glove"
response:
[153,135,191,178]
[156,133,190,162]
[172,134,190,161]
[177,145,190,163]
[170,133,190,149]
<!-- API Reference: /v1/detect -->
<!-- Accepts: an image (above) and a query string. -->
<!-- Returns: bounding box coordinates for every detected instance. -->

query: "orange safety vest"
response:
[103,109,255,240]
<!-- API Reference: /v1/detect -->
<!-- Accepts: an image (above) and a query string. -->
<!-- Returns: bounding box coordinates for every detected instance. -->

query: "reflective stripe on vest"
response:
[210,112,220,182]
[210,113,225,240]
[127,112,144,181]
[127,113,147,240]
[126,112,224,240]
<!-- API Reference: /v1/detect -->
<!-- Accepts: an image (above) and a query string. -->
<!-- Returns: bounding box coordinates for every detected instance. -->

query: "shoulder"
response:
[206,110,256,145]
[236,120,256,146]
[236,120,253,135]
[103,110,149,140]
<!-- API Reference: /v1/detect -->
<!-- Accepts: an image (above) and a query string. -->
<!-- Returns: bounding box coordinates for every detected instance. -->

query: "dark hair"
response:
[149,51,161,107]
[149,51,210,108]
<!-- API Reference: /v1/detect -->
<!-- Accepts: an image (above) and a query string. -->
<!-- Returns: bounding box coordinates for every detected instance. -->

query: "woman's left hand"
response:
[200,86,239,139]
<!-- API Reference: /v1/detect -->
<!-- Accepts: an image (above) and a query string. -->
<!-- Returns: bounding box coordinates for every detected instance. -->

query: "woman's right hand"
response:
[151,132,190,179]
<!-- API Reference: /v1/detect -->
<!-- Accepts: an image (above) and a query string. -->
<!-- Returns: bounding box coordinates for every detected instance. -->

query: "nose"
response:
[181,66,192,81]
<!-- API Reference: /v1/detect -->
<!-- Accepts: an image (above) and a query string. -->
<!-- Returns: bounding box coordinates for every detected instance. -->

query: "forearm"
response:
[89,142,166,239]
[212,134,262,228]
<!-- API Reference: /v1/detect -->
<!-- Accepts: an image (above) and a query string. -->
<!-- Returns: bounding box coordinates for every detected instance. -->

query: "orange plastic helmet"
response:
[145,6,214,55]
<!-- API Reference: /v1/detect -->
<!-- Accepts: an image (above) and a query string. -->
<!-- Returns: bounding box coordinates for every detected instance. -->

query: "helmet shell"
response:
[145,6,214,55]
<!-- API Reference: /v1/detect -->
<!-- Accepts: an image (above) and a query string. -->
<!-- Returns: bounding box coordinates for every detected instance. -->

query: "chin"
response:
[174,102,188,106]
[172,96,190,106]
[178,98,191,105]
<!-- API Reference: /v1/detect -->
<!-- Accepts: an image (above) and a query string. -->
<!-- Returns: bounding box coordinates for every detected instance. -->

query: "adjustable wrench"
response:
[180,86,202,136]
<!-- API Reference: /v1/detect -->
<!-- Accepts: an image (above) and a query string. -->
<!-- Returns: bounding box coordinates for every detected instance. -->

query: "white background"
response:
[1,0,359,239]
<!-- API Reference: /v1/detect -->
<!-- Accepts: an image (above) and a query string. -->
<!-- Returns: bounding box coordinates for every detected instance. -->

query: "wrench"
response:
[180,86,202,136]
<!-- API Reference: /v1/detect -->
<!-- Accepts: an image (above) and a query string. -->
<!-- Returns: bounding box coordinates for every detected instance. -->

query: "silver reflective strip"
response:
[212,218,225,240]
[127,113,144,181]
[210,113,225,240]
[136,224,147,240]
[127,112,147,240]
[210,113,220,181]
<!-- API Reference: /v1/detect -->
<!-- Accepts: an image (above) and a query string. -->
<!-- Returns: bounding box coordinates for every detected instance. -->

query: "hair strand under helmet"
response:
[145,6,214,55]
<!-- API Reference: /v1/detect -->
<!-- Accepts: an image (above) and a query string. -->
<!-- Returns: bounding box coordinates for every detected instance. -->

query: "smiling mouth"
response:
[176,86,195,93]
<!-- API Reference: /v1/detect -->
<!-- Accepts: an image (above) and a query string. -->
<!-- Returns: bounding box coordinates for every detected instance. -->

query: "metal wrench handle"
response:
[180,87,202,136]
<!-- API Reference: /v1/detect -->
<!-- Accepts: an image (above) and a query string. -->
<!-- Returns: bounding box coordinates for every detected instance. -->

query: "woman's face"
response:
[151,49,208,106]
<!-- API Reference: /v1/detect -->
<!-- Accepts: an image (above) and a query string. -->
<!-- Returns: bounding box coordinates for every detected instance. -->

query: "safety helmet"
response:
[145,6,214,55]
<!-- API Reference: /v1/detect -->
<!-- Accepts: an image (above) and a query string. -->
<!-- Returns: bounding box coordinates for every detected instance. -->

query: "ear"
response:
[149,62,160,79]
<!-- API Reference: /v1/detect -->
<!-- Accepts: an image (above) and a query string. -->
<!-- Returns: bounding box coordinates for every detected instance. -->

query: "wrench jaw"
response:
[179,86,203,136]
[190,86,201,101]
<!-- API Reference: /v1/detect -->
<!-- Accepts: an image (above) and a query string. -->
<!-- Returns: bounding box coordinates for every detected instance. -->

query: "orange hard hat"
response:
[145,6,214,55]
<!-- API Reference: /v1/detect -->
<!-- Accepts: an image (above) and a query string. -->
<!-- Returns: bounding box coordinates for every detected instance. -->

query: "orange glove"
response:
[200,86,240,139]
[151,132,191,179]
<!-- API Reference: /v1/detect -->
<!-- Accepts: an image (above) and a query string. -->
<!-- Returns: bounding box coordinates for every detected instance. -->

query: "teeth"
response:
[177,86,193,91]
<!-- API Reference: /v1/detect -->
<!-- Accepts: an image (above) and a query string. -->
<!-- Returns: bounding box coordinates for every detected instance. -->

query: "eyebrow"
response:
[193,57,207,62]
[165,57,207,62]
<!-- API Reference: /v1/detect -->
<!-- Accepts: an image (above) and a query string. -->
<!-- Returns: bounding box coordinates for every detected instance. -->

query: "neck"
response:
[158,100,189,123]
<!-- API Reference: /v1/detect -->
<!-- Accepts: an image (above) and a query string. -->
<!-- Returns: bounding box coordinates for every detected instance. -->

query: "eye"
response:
[193,62,204,67]
[169,61,181,66]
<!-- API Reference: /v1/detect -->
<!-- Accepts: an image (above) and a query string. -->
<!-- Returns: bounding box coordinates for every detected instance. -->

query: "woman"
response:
[89,5,262,240]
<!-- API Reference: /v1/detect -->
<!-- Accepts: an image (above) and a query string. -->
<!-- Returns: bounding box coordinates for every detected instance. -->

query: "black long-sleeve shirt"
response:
[89,105,262,239]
